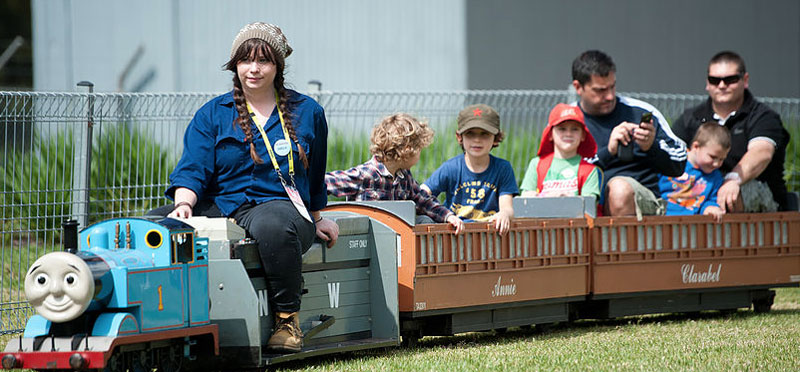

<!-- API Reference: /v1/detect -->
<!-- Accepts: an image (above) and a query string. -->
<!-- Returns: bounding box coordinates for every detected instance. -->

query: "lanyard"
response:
[246,94,313,223]
[247,90,294,176]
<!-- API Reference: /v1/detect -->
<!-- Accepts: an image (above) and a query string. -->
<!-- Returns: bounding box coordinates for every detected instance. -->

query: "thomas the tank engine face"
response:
[24,252,95,323]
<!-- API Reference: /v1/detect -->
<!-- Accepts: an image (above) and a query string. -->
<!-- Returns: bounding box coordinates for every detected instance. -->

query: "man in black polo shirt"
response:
[673,51,789,212]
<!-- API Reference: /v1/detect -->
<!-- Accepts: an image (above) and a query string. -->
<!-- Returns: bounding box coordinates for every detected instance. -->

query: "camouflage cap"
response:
[457,104,500,135]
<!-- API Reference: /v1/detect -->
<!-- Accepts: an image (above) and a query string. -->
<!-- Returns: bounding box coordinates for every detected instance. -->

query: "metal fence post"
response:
[307,80,322,102]
[72,81,94,228]
[566,83,578,104]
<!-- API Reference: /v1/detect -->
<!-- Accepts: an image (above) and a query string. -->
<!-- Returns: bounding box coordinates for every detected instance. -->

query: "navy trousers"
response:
[148,199,314,312]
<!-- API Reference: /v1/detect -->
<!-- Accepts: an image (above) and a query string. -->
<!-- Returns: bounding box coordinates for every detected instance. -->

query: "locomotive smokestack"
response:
[63,219,79,253]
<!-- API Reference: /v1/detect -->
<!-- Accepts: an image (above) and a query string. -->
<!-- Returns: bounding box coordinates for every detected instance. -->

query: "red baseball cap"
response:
[537,103,597,158]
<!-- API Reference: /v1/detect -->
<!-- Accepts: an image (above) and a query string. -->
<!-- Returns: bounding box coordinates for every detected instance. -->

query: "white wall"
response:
[32,0,467,92]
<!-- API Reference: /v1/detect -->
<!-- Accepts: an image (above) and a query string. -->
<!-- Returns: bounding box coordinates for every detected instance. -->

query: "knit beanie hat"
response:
[230,22,293,60]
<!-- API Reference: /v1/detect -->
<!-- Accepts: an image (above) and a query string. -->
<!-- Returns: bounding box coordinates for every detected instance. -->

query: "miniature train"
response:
[2,197,799,370]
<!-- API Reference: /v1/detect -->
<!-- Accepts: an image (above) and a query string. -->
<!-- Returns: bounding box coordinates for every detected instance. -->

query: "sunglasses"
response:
[707,74,742,86]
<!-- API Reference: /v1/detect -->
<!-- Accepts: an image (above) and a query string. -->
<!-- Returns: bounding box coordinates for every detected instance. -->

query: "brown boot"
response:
[267,312,303,353]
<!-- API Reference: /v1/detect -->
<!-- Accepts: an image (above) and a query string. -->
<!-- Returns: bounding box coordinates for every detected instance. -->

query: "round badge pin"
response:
[274,139,291,156]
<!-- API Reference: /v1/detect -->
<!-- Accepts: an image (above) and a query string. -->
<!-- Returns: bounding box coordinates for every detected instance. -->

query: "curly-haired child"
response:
[326,113,465,233]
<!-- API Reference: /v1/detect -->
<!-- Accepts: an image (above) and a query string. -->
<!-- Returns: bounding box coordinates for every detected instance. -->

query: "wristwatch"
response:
[724,172,742,184]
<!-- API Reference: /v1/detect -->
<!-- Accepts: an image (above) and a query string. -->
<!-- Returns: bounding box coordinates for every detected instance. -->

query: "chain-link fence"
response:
[1,89,799,334]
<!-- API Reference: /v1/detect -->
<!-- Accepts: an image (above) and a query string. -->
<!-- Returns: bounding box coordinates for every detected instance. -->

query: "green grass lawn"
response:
[2,288,798,371]
[273,287,800,372]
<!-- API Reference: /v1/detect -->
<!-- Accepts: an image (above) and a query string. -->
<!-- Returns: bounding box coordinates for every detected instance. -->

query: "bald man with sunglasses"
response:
[673,51,789,212]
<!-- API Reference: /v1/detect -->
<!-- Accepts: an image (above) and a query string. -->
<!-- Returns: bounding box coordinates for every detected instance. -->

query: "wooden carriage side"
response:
[589,212,800,317]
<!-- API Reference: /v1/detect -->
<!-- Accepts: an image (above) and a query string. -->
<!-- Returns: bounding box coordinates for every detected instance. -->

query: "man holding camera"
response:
[572,50,687,217]
[672,51,789,212]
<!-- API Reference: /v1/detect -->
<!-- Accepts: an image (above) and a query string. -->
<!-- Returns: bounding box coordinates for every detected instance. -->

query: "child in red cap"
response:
[520,103,601,200]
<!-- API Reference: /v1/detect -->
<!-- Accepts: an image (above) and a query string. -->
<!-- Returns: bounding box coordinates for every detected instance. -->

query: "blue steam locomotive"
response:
[1,211,399,371]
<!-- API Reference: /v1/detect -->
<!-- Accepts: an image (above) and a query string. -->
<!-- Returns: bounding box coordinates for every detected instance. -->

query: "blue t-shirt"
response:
[424,154,519,222]
[658,161,724,215]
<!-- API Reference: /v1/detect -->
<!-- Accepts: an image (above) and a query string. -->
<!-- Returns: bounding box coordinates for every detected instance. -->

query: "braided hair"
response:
[224,38,309,169]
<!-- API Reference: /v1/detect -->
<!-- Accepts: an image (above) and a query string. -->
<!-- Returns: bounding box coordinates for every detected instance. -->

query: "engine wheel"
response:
[157,344,183,372]
[129,350,154,372]
[103,353,124,372]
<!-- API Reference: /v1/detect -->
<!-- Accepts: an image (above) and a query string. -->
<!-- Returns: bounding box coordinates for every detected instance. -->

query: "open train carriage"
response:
[326,199,594,345]
[586,212,800,318]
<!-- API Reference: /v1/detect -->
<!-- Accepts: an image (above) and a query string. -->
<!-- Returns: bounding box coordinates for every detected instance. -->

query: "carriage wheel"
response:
[400,331,421,348]
[753,298,773,313]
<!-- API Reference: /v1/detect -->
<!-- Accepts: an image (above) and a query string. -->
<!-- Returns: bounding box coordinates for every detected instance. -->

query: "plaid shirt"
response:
[326,156,454,222]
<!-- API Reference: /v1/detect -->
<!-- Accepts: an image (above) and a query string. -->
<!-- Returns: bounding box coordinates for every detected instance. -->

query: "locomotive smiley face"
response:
[24,252,95,322]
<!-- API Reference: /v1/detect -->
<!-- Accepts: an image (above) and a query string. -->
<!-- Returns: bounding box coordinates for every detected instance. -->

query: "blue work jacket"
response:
[166,90,328,216]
